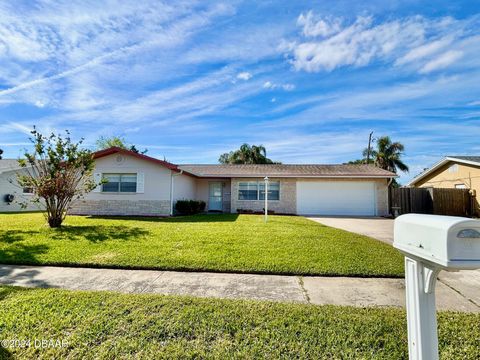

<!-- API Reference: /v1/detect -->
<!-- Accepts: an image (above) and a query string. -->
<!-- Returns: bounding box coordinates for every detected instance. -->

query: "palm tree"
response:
[218,144,278,164]
[364,136,409,174]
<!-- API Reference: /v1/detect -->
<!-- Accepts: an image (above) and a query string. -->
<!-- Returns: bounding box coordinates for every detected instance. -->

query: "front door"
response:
[208,182,223,211]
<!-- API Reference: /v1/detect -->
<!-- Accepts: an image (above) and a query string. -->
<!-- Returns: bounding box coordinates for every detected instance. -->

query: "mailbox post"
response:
[394,214,480,360]
[264,176,269,223]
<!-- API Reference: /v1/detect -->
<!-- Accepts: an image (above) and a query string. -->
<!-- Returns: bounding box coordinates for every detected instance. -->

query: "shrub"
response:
[175,200,206,215]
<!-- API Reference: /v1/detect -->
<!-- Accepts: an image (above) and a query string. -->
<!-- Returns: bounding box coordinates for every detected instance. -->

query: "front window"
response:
[238,181,258,200]
[238,181,280,200]
[259,181,280,200]
[102,173,137,193]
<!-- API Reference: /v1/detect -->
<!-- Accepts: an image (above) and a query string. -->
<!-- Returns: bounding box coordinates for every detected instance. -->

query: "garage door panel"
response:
[296,181,376,216]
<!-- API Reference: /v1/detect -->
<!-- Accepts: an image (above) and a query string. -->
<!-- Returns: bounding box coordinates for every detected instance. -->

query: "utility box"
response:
[394,214,480,269]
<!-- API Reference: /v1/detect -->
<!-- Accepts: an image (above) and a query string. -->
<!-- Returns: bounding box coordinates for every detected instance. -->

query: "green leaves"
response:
[17,128,98,227]
[218,143,279,164]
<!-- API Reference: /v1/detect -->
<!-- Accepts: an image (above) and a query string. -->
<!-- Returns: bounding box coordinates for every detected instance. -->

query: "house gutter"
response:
[170,170,183,216]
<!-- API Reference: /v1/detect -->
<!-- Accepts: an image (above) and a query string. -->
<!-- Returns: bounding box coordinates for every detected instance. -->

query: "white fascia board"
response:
[194,175,397,179]
[407,156,480,186]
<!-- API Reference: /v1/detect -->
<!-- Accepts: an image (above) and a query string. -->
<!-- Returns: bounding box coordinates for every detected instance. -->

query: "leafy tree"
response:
[367,136,409,174]
[346,158,374,165]
[95,135,147,154]
[219,144,279,164]
[347,136,408,174]
[17,128,99,228]
[0,148,3,159]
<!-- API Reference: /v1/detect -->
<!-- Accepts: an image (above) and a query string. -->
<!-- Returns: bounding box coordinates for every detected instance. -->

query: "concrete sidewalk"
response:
[0,265,478,312]
[308,216,480,310]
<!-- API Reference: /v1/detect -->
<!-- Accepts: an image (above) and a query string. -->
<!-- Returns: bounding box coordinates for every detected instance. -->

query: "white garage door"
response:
[296,181,376,216]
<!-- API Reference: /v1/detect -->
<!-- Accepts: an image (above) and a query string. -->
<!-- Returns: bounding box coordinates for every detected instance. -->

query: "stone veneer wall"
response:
[230,178,296,214]
[70,199,170,216]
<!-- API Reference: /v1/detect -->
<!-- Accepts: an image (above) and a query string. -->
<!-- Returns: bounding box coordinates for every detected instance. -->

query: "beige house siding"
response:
[231,178,296,214]
[173,173,197,202]
[71,153,173,216]
[414,162,480,195]
[0,170,42,213]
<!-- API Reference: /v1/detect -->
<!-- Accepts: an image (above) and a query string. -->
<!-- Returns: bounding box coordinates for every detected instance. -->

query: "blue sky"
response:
[0,0,479,183]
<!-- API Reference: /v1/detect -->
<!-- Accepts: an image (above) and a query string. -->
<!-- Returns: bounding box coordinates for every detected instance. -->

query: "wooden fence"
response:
[389,187,474,217]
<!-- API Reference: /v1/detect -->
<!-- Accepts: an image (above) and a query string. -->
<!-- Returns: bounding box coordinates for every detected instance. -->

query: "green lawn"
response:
[0,286,477,359]
[0,213,404,277]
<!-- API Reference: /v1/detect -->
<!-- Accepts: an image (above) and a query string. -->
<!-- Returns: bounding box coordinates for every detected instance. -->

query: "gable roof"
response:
[407,156,480,186]
[178,164,396,178]
[93,147,182,172]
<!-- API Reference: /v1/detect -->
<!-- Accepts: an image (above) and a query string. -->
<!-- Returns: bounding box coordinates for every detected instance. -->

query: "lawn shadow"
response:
[167,214,240,223]
[0,345,13,359]
[0,266,54,290]
[50,225,150,243]
[0,230,41,244]
[0,236,50,265]
[0,226,149,244]
[86,213,240,223]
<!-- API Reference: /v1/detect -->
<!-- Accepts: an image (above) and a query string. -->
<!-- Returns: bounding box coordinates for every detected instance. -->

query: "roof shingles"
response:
[178,164,396,177]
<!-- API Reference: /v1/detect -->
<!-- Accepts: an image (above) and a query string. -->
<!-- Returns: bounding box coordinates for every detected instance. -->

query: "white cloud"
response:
[419,50,463,73]
[287,12,473,74]
[395,37,452,65]
[237,72,252,80]
[297,11,342,38]
[263,81,295,91]
[271,97,276,103]
[0,1,233,106]
[263,81,275,89]
[468,100,480,106]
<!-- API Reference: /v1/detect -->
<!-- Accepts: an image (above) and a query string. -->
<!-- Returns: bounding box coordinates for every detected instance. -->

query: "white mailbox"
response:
[394,214,480,360]
[394,214,480,269]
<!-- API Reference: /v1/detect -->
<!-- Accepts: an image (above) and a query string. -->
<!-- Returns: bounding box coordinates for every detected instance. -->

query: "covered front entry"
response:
[208,182,223,211]
[296,181,377,216]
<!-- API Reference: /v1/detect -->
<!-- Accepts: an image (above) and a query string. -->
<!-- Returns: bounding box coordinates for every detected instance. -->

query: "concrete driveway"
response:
[308,216,394,244]
[308,216,480,307]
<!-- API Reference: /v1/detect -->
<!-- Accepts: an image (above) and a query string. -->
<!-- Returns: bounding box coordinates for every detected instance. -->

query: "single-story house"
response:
[407,156,480,195]
[1,147,396,216]
[71,147,395,216]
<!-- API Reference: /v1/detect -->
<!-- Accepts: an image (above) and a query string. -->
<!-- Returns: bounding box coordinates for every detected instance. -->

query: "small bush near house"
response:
[175,200,206,215]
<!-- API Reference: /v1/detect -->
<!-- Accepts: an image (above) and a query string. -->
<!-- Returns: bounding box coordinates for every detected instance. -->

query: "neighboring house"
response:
[1,147,396,216]
[69,147,396,217]
[407,156,480,194]
[0,159,39,212]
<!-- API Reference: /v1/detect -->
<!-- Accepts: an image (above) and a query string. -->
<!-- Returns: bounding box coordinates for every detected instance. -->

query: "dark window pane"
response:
[259,182,280,200]
[238,182,258,200]
[102,182,119,192]
[120,182,137,192]
[239,190,258,200]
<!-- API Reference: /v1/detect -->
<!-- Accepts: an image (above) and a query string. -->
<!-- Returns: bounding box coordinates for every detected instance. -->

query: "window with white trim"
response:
[238,181,280,200]
[102,173,137,193]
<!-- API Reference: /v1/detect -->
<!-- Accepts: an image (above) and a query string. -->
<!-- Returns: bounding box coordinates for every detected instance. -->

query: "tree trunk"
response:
[48,215,63,228]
